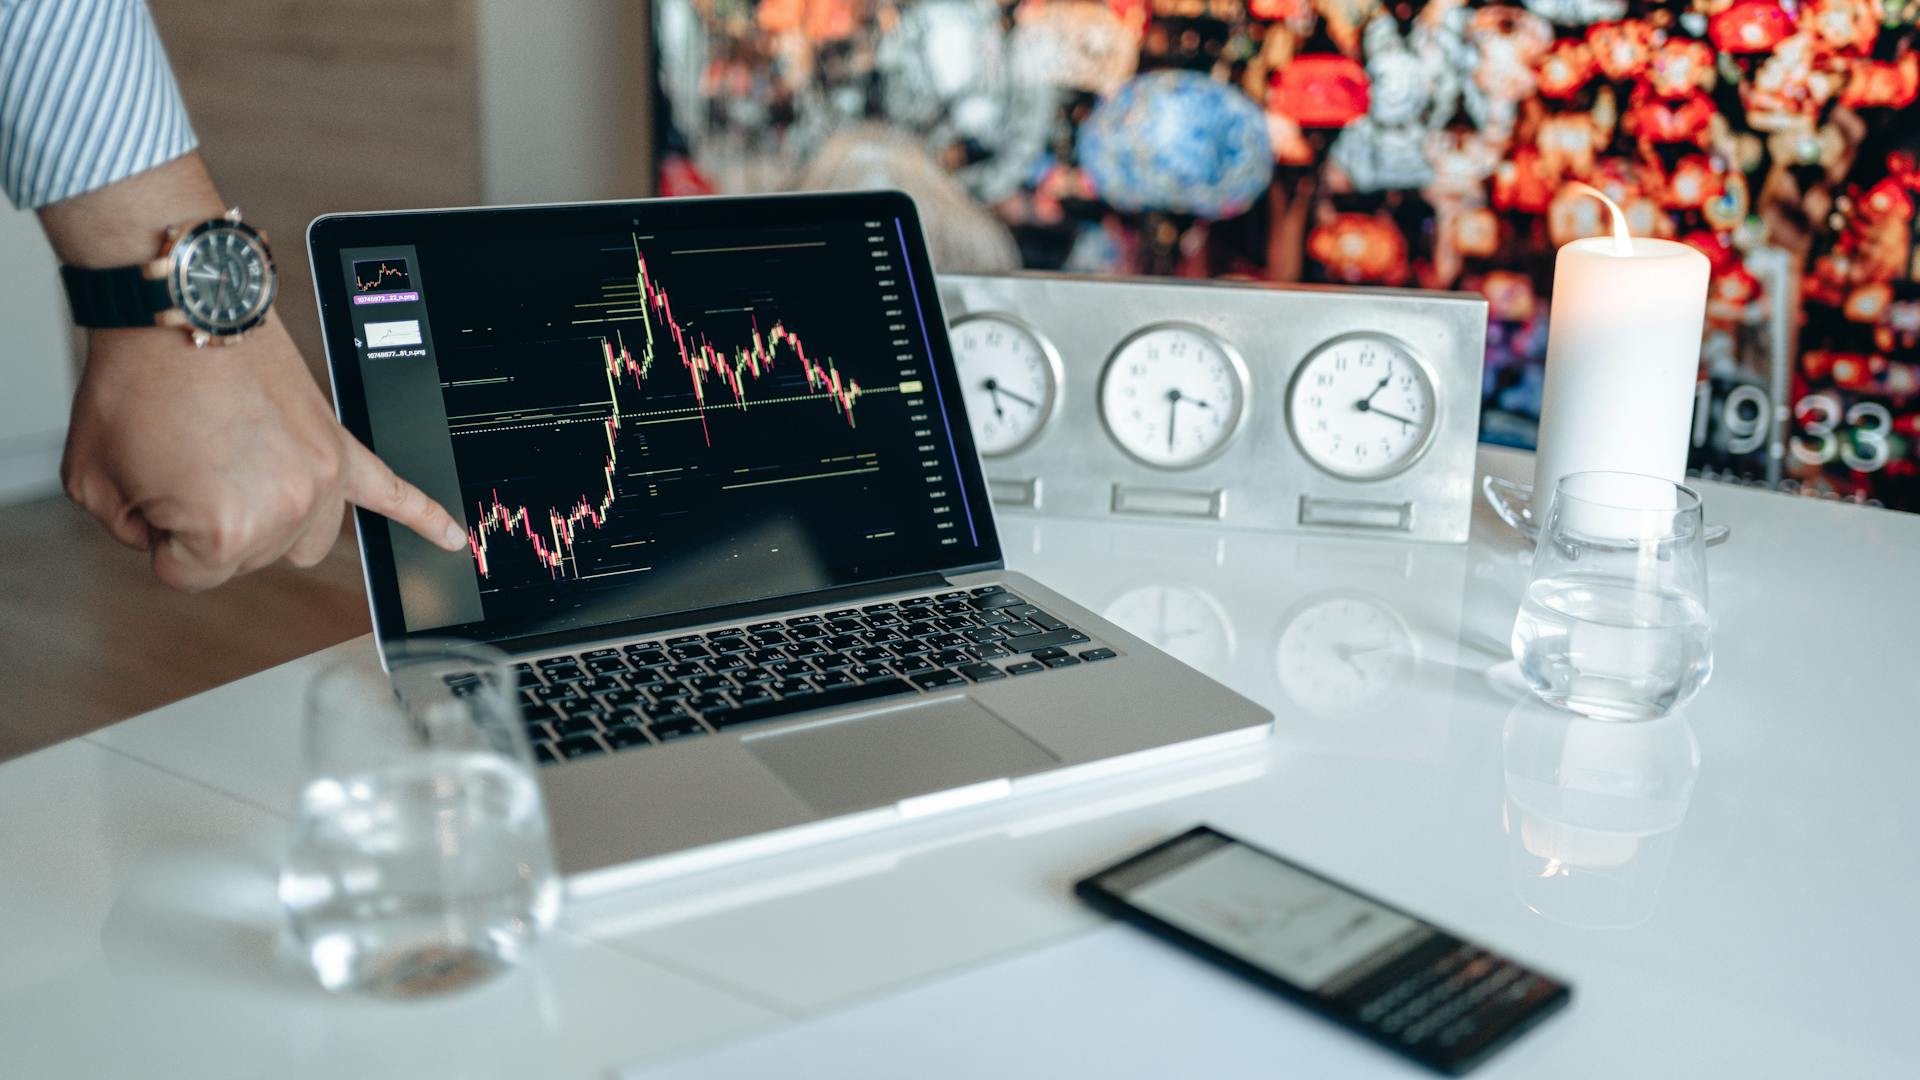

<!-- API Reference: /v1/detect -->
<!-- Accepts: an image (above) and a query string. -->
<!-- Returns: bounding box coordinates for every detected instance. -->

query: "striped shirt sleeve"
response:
[0,0,197,210]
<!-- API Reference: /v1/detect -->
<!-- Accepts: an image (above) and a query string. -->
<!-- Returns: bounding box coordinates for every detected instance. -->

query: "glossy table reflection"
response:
[4,446,1915,1078]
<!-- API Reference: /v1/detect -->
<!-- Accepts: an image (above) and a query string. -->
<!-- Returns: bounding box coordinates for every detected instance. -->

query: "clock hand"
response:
[1358,366,1392,408]
[996,386,1041,409]
[1165,388,1182,451]
[981,377,1006,419]
[1369,407,1418,426]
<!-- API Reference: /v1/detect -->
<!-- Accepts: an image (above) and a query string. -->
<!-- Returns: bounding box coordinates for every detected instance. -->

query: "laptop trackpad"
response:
[743,698,1060,817]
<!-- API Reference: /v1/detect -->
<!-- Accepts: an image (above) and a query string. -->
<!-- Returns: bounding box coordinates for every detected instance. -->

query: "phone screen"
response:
[1120,832,1431,992]
[1079,827,1569,1075]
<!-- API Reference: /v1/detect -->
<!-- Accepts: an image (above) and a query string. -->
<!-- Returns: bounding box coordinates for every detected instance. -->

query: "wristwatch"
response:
[59,208,277,347]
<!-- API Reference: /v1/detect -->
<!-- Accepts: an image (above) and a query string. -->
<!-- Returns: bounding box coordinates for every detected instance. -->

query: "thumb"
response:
[340,435,467,553]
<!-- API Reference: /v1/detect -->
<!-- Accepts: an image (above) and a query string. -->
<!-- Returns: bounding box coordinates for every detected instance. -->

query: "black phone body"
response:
[1075,826,1571,1076]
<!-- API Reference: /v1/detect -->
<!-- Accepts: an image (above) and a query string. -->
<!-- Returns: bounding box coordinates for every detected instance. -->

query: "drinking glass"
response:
[280,639,561,996]
[1511,471,1713,720]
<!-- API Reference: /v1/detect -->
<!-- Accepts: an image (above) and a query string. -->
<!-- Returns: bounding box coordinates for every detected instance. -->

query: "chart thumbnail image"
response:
[353,258,413,295]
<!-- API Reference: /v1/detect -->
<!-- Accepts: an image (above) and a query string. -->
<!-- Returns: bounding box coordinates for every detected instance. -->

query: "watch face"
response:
[170,220,276,335]
[1098,323,1249,469]
[1286,334,1437,480]
[950,313,1061,457]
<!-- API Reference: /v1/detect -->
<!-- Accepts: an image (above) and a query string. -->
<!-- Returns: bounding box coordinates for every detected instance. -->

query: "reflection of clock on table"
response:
[939,273,1484,542]
[1102,583,1237,674]
[1274,593,1416,715]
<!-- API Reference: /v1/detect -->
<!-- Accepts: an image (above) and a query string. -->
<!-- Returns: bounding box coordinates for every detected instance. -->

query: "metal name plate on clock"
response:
[937,272,1487,543]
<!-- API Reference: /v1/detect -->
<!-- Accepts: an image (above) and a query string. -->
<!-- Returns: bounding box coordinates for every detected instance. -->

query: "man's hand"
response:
[62,315,467,592]
[41,152,465,591]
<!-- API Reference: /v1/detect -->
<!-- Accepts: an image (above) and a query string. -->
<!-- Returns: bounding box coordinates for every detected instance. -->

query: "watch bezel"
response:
[164,217,277,337]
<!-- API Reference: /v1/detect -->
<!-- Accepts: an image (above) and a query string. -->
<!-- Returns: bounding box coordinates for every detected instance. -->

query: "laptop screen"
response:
[312,193,1000,647]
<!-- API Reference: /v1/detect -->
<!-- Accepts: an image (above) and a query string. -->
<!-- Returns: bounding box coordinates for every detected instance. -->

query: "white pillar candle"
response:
[1529,189,1710,520]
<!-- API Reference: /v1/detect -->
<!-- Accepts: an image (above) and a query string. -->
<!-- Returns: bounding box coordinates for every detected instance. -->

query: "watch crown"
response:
[165,225,180,241]
[191,330,211,348]
[224,207,242,222]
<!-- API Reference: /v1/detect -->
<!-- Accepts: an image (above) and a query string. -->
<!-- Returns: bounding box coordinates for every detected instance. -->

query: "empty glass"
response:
[280,639,561,996]
[1511,471,1713,720]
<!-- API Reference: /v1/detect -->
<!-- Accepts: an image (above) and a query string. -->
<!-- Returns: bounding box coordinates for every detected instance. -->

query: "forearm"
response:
[36,151,225,268]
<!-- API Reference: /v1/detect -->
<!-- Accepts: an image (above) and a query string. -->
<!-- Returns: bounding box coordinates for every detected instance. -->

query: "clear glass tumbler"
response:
[280,639,561,996]
[1511,471,1713,720]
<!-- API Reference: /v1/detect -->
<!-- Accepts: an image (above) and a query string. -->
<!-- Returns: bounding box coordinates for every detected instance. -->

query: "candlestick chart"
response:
[429,223,947,613]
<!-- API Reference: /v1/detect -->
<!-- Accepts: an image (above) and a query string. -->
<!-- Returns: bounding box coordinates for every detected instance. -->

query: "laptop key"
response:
[847,664,894,683]
[710,653,752,672]
[999,621,1043,638]
[1007,628,1091,654]
[933,648,973,667]
[850,645,892,663]
[643,702,693,725]
[971,584,1006,596]
[534,744,560,766]
[812,652,855,672]
[546,665,591,683]
[893,656,935,674]
[957,663,1006,683]
[1078,648,1118,662]
[664,662,707,679]
[538,655,580,669]
[530,684,580,704]
[730,685,774,706]
[1042,655,1081,669]
[708,636,752,655]
[1005,661,1045,676]
[747,621,784,633]
[825,608,861,620]
[788,641,828,658]
[710,677,918,731]
[605,726,651,751]
[772,678,816,697]
[813,670,857,689]
[626,649,670,669]
[669,644,713,661]
[912,670,966,690]
[686,693,732,716]
[1030,647,1068,661]
[651,717,709,741]
[582,648,621,660]
[970,644,1011,661]
[555,715,601,736]
[665,634,703,646]
[556,735,605,760]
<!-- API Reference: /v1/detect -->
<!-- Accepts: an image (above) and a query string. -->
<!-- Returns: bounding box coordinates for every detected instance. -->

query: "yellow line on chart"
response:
[720,465,880,491]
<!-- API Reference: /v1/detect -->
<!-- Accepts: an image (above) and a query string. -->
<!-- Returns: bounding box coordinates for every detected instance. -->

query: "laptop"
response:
[310,191,1271,893]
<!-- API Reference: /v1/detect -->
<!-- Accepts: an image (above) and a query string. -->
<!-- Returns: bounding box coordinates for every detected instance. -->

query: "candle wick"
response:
[1570,182,1633,256]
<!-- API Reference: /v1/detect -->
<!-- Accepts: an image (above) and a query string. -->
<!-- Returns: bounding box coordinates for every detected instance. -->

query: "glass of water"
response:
[280,639,561,996]
[1511,471,1713,721]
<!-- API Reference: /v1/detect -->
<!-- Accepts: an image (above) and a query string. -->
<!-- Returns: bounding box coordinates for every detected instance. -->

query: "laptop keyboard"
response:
[514,585,1118,767]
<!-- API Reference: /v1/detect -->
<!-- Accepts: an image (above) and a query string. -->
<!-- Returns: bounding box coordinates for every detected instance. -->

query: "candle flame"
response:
[1569,182,1633,256]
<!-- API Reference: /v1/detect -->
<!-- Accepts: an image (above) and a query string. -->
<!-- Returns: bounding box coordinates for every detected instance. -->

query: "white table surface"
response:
[5,446,1917,1079]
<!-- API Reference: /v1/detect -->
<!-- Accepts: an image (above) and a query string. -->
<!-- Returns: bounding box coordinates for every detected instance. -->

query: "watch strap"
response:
[59,264,174,329]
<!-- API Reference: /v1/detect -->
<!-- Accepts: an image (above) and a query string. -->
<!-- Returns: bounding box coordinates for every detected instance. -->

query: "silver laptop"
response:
[310,191,1271,893]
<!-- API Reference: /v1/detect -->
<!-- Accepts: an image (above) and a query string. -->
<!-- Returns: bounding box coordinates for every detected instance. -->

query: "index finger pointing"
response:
[341,437,468,552]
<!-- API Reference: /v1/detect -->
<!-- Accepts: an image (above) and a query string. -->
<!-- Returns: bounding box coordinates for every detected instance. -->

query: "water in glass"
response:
[1512,472,1713,721]
[281,641,560,996]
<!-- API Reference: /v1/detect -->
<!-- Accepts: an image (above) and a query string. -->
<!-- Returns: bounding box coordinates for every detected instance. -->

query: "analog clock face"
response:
[1099,324,1248,469]
[950,314,1060,457]
[1103,583,1235,673]
[1275,594,1414,714]
[1287,335,1437,480]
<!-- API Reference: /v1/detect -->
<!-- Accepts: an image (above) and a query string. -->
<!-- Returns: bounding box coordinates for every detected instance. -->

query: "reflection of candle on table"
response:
[1529,188,1710,517]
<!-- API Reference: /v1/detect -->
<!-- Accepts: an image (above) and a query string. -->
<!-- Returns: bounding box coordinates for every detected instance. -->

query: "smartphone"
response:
[1076,826,1570,1076]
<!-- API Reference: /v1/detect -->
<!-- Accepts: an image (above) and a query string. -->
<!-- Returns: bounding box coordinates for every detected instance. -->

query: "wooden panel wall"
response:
[151,0,484,367]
